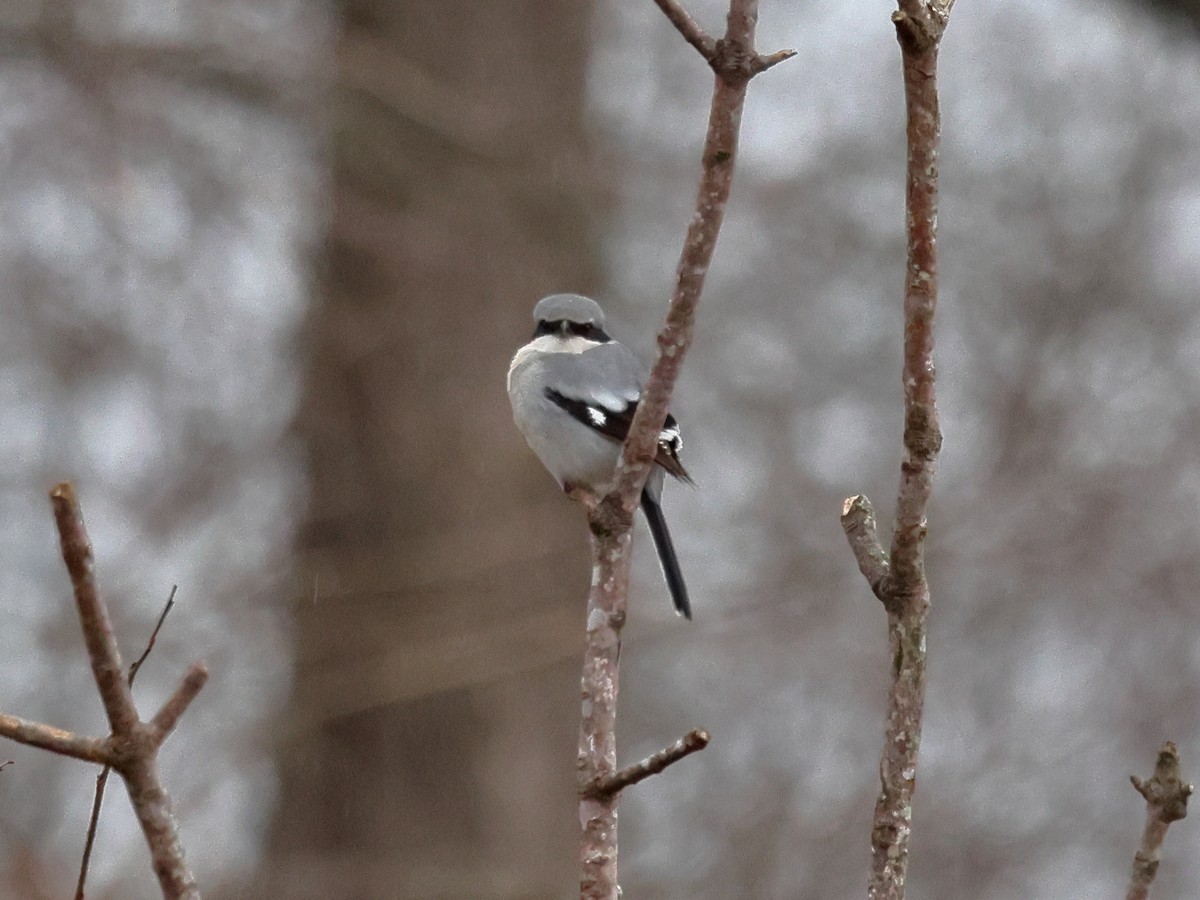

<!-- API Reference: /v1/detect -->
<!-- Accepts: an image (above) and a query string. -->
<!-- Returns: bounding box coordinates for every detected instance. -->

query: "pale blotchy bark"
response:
[1126,742,1191,900]
[578,3,793,896]
[841,3,951,899]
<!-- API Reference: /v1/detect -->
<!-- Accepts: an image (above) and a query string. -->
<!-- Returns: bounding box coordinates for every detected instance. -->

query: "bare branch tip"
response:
[50,481,76,503]
[840,495,891,600]
[841,494,874,520]
[1131,742,1191,822]
[892,0,951,49]
[752,48,797,74]
[183,662,210,691]
[148,661,209,747]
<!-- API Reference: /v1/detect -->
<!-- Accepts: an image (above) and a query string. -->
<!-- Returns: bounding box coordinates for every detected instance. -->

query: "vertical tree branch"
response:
[577,530,632,896]
[577,2,793,898]
[839,3,951,899]
[1126,742,1192,900]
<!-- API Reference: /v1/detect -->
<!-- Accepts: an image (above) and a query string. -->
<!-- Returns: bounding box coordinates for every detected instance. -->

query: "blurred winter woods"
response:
[1,0,1199,897]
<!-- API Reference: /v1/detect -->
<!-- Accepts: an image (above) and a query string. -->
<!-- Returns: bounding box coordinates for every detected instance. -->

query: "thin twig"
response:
[76,585,179,900]
[576,2,793,898]
[0,484,206,899]
[76,768,110,900]
[1126,742,1192,900]
[838,3,951,899]
[130,586,178,682]
[583,729,710,799]
[0,760,12,772]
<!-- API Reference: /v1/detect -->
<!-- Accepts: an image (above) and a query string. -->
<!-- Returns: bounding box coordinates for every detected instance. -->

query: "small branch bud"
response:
[1126,742,1192,900]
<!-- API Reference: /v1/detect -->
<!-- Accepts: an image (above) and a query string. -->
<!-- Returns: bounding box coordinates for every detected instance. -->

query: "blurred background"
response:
[1,0,1199,897]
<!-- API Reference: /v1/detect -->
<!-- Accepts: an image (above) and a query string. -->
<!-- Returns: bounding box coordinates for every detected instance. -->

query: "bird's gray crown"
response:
[533,293,606,327]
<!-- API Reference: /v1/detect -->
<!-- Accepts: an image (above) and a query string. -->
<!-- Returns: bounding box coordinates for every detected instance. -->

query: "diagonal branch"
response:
[1126,742,1192,900]
[50,482,141,737]
[576,3,794,898]
[129,585,178,682]
[604,0,796,526]
[838,3,951,899]
[148,662,210,747]
[583,728,710,799]
[651,0,717,61]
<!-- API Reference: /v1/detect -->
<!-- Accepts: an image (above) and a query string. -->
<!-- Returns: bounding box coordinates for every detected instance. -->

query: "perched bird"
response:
[507,293,693,619]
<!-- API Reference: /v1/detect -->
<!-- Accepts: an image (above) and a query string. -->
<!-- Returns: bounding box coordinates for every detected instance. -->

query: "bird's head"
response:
[531,294,611,343]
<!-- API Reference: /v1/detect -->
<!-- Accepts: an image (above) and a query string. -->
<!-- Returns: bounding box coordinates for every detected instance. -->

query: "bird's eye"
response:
[533,320,556,338]
[565,322,610,342]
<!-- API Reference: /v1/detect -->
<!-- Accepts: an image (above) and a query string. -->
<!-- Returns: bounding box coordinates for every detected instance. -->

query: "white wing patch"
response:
[590,387,635,412]
[587,407,607,427]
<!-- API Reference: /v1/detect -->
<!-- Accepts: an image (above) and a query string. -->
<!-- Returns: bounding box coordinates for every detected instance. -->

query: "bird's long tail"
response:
[641,488,691,619]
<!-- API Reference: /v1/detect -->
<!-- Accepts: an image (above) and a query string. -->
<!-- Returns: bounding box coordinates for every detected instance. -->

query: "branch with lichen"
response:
[838,2,952,899]
[1125,742,1192,900]
[0,484,207,900]
[575,2,793,897]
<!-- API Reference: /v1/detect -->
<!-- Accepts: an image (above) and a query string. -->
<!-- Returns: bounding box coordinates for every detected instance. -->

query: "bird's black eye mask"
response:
[533,320,612,342]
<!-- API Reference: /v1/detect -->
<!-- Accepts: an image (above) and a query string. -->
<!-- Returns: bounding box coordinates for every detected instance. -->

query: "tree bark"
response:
[258,2,602,896]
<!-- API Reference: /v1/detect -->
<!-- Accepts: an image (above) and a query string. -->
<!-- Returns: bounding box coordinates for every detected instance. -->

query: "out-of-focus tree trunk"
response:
[258,2,602,896]
[1140,0,1200,27]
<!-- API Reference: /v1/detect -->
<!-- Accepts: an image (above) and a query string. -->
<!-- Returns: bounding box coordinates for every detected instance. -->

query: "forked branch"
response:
[576,2,793,898]
[0,484,207,900]
[838,2,952,899]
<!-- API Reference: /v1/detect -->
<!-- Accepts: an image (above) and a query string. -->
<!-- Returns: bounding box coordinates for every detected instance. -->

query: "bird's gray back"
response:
[507,341,649,489]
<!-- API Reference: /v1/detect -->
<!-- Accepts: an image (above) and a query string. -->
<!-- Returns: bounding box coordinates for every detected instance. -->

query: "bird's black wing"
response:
[544,387,691,483]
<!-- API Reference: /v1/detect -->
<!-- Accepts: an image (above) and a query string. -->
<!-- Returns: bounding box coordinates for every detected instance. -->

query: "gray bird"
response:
[507,293,693,619]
